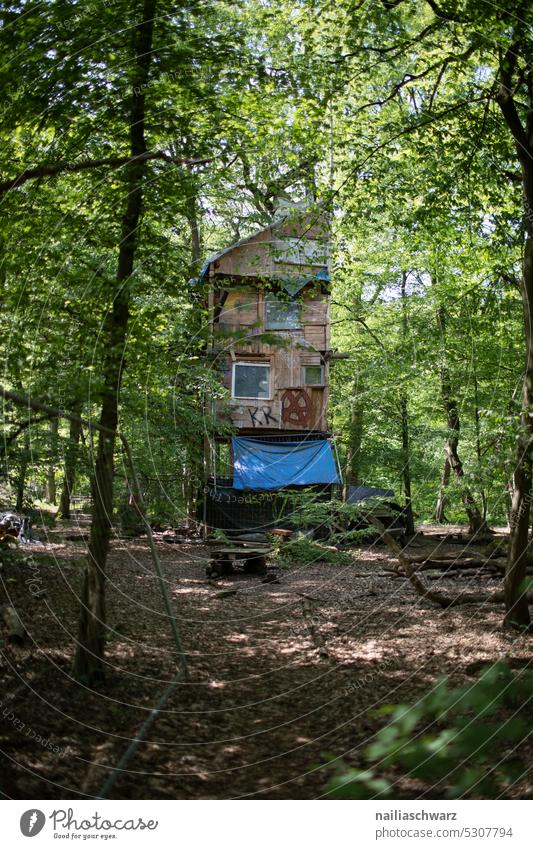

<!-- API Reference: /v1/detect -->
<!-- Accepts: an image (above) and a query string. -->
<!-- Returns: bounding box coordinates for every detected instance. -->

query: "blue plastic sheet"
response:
[232,437,340,491]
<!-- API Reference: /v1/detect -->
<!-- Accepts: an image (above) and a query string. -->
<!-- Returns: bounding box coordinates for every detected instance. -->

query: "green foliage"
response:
[0,0,529,537]
[272,535,354,567]
[325,663,533,799]
[275,491,384,539]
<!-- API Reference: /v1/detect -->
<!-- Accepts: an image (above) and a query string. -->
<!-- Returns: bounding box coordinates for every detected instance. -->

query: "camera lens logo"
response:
[20,810,46,837]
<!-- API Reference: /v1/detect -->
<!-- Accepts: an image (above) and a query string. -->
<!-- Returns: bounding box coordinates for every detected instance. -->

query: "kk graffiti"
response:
[249,406,278,426]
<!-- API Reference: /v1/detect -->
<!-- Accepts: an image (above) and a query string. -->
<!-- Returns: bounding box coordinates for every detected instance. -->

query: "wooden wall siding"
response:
[309,388,326,429]
[300,352,322,366]
[222,398,283,430]
[212,287,330,432]
[301,296,328,325]
[215,293,328,355]
[275,348,300,389]
[217,392,328,433]
[215,234,273,278]
[220,290,259,325]
[269,261,326,278]
[304,324,326,351]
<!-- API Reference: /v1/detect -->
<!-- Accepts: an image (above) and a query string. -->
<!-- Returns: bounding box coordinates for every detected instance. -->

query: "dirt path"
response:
[1,526,531,799]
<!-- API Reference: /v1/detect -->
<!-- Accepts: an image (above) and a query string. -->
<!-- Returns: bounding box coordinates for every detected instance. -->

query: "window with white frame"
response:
[302,364,324,385]
[232,362,271,399]
[264,295,301,330]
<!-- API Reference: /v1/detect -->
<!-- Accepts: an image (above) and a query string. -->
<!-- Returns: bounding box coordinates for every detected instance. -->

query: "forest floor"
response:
[1,517,532,800]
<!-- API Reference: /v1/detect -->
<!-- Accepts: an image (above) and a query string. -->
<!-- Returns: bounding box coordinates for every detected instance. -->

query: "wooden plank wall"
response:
[212,283,330,432]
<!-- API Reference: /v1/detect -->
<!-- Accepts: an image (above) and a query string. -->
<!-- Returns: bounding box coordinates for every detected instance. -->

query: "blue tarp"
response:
[232,437,340,491]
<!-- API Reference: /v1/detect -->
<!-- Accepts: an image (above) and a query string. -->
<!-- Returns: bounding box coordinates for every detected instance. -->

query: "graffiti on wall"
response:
[249,406,279,427]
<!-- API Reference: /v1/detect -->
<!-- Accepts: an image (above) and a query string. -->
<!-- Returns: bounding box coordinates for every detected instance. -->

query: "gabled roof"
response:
[198,201,330,283]
[199,224,271,279]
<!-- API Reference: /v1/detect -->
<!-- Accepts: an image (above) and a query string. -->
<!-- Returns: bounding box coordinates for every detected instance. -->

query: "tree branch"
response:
[424,0,470,23]
[1,412,58,457]
[0,150,213,197]
[495,42,529,152]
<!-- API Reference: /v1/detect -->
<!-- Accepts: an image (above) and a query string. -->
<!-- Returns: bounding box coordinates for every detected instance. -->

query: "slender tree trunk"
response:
[504,234,533,629]
[435,457,450,523]
[58,410,82,520]
[436,305,485,535]
[344,376,364,494]
[45,418,58,504]
[472,362,487,520]
[495,41,533,630]
[186,188,202,272]
[400,395,415,535]
[73,0,157,684]
[398,273,415,535]
[186,184,205,525]
[15,432,29,513]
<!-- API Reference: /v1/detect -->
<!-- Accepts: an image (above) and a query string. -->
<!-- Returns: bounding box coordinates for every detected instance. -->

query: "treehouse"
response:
[199,201,343,564]
[203,201,338,435]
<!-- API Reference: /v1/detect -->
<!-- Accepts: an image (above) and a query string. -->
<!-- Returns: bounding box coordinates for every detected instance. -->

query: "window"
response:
[232,362,271,399]
[265,296,300,330]
[303,364,324,385]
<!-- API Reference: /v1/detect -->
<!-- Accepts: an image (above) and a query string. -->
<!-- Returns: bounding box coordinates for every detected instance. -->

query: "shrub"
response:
[272,535,354,567]
[324,662,533,799]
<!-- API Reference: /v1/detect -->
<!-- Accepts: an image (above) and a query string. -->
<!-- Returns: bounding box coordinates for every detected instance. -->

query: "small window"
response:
[265,296,300,330]
[303,364,324,385]
[232,362,271,399]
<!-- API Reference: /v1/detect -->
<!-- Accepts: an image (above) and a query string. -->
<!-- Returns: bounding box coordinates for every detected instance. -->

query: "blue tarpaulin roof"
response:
[232,437,340,491]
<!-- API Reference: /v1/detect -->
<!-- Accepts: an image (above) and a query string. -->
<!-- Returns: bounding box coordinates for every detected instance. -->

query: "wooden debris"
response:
[366,514,506,609]
[215,589,239,599]
[1,605,27,644]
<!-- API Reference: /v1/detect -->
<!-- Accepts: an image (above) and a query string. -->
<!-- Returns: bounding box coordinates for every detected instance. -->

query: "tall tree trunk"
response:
[344,376,364,496]
[435,457,450,523]
[58,409,82,520]
[472,361,487,520]
[73,0,157,684]
[186,183,205,526]
[504,233,533,629]
[45,418,58,505]
[186,187,202,272]
[400,396,415,535]
[495,39,533,629]
[399,273,415,535]
[15,432,30,513]
[436,305,485,535]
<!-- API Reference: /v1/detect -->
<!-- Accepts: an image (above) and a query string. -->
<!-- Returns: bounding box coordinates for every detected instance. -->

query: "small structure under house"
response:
[200,201,344,575]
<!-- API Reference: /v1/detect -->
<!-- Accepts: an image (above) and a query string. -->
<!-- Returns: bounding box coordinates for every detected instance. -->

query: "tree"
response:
[72,0,158,684]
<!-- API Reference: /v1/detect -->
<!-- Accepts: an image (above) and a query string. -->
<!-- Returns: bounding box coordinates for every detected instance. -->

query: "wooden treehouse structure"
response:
[200,201,343,575]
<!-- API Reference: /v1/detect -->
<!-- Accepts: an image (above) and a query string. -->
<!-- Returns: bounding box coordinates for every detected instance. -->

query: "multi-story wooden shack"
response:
[203,202,335,435]
[199,202,342,561]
